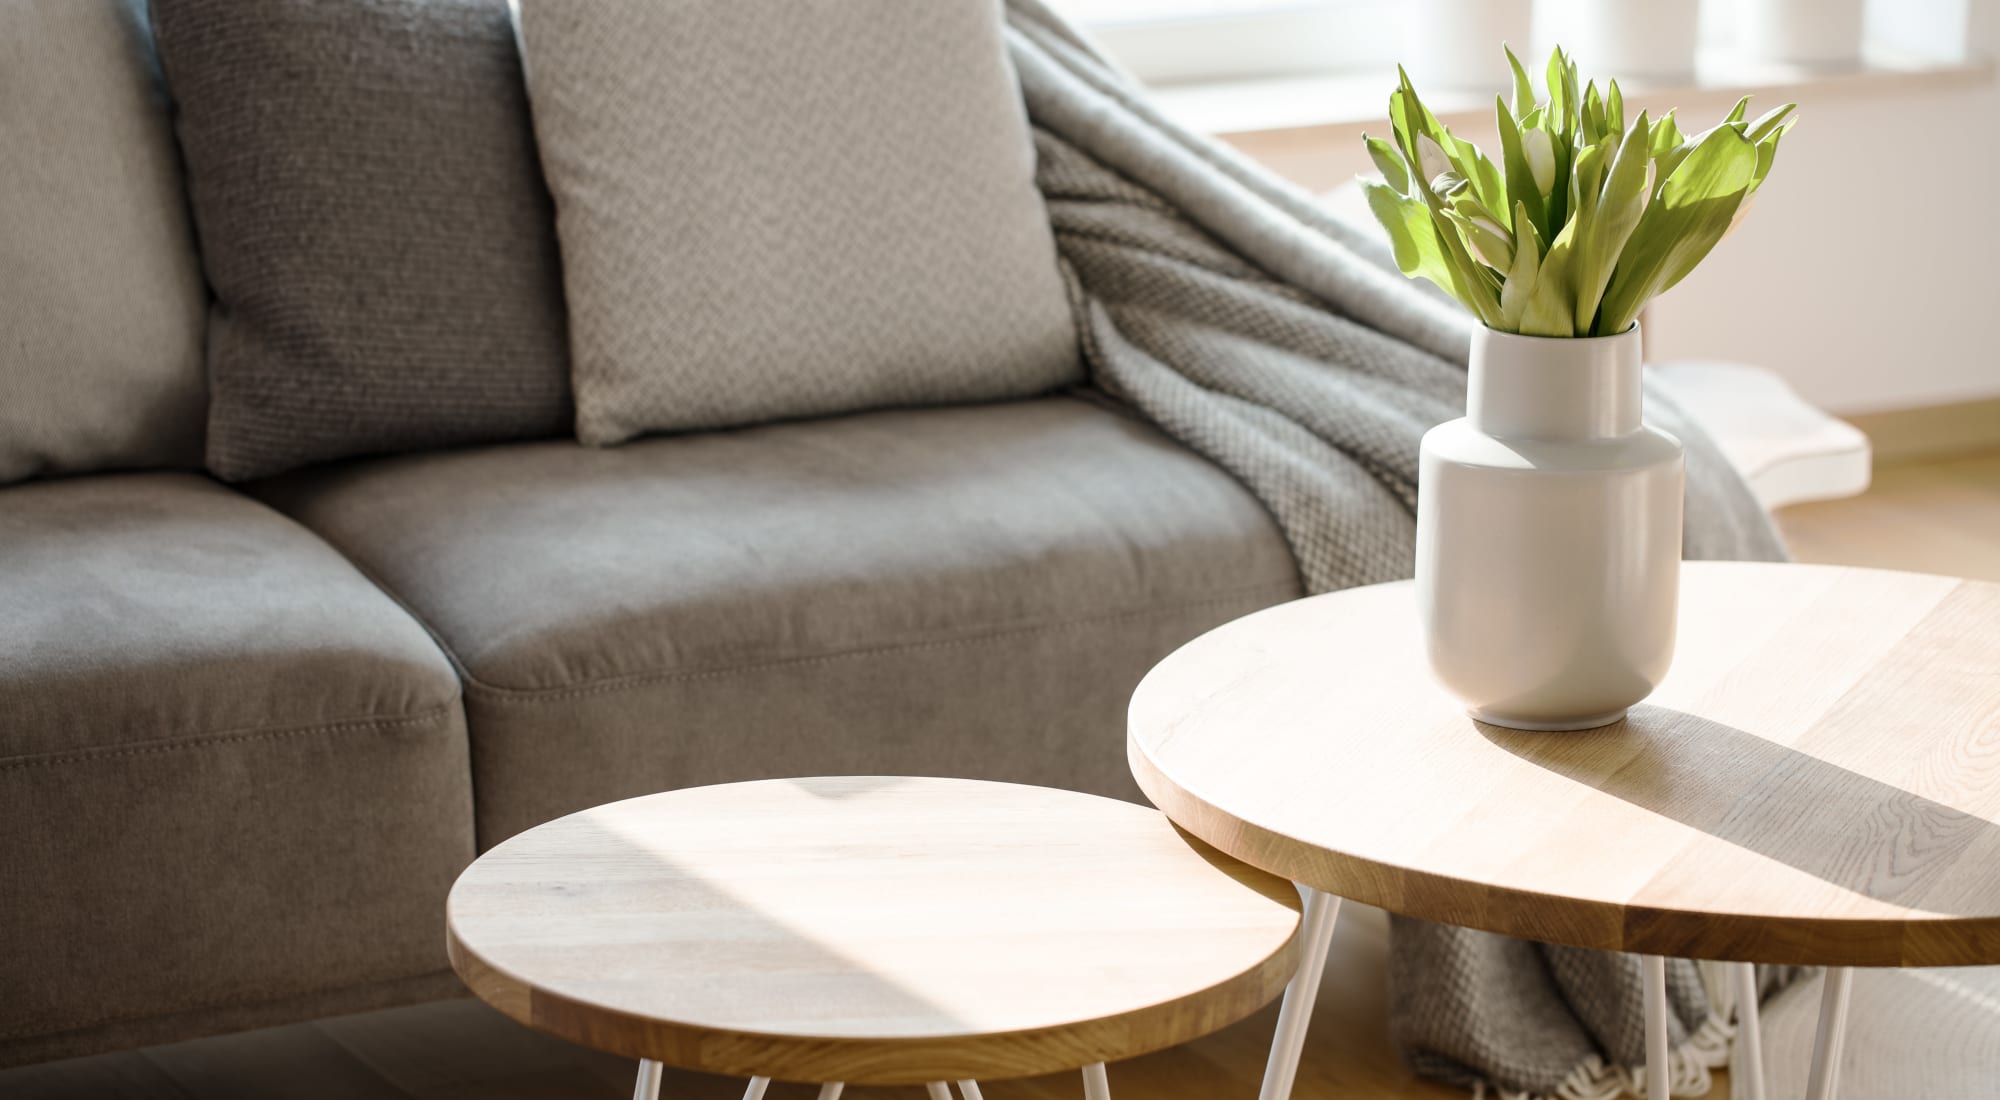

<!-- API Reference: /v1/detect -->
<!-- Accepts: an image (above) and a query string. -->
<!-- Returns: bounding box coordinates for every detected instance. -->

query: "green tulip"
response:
[1523,127,1556,195]
[1362,46,1794,337]
[1416,135,1454,190]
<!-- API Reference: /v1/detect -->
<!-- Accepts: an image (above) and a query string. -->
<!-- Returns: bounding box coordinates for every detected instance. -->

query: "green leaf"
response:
[1445,132,1508,227]
[1724,95,1751,125]
[1499,200,1544,331]
[1606,80,1625,139]
[1505,45,1537,118]
[1542,134,1573,242]
[1568,140,1608,227]
[1536,46,1579,238]
[1596,125,1759,334]
[1650,112,1696,197]
[1365,182,1500,326]
[1747,102,1798,143]
[1390,86,1440,197]
[1364,181,1458,291]
[1750,117,1796,192]
[1545,46,1570,140]
[1397,67,1450,142]
[1571,112,1653,334]
[1561,53,1580,131]
[1581,81,1604,146]
[1495,99,1547,234]
[1363,134,1410,194]
[1520,219,1579,337]
[1650,111,1685,158]
[1389,88,1411,150]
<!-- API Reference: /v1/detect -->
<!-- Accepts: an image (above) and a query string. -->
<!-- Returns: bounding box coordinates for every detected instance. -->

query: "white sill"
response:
[1151,49,1994,139]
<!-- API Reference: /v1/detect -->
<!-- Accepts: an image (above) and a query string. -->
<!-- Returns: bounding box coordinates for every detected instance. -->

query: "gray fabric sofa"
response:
[3,397,1297,1067]
[0,1,1303,1056]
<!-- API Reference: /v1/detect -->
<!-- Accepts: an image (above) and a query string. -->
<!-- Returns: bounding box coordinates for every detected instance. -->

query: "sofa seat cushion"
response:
[0,474,473,1064]
[260,397,1301,844]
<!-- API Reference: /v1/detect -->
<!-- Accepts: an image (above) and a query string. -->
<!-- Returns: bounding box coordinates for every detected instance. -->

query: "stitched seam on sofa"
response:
[463,581,1300,705]
[0,969,466,1044]
[0,704,460,772]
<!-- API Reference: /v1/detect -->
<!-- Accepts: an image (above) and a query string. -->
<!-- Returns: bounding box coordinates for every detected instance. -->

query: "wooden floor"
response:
[6,450,1995,1100]
[1773,449,2000,583]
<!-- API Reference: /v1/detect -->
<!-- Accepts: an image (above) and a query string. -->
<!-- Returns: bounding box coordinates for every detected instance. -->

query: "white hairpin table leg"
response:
[815,1084,845,1100]
[632,1059,664,1100]
[1082,1061,1111,1100]
[1642,955,1670,1100]
[1804,968,1854,1100]
[926,1082,954,1100]
[741,1077,769,1100]
[1257,886,1341,1100]
[1733,962,1766,1100]
[956,1080,984,1100]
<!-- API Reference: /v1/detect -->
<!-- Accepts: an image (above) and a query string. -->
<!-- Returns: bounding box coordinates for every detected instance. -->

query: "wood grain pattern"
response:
[1129,562,2000,967]
[446,777,1302,1084]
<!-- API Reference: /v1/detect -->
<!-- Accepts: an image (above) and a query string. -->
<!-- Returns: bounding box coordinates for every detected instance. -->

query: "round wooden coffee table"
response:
[447,777,1302,1100]
[1128,562,2000,1100]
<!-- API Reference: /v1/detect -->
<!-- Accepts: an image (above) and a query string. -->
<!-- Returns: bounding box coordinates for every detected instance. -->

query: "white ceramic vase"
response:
[1415,325,1685,730]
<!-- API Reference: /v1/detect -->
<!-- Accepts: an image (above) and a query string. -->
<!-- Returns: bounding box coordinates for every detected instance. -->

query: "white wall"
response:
[1645,1,1999,414]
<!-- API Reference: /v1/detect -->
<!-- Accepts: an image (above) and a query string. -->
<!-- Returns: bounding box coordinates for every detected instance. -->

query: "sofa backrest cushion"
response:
[149,0,573,482]
[516,0,1082,448]
[0,0,208,485]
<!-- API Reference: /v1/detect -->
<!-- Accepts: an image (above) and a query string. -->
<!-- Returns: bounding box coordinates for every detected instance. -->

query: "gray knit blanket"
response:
[1004,3,1790,1096]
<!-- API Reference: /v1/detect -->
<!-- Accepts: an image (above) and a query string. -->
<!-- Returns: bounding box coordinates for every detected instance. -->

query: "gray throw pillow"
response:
[0,0,207,485]
[150,0,572,482]
[517,0,1081,447]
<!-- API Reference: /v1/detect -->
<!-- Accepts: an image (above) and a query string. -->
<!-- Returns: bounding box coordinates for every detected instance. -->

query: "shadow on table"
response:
[1479,704,2000,916]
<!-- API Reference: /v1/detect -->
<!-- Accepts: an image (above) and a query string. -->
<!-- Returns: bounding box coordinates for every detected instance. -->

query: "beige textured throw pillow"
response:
[517,0,1081,446]
[0,0,207,484]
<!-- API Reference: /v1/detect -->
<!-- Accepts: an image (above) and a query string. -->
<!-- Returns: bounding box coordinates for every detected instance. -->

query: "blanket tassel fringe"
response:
[1469,1010,1736,1100]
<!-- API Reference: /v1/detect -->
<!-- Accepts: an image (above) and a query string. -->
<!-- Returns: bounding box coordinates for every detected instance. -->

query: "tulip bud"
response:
[1431,172,1471,198]
[1523,128,1556,195]
[1464,216,1513,270]
[1417,135,1452,185]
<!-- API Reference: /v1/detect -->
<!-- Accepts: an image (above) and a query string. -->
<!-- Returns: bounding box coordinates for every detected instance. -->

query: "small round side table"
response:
[1128,562,2000,1100]
[447,777,1302,1100]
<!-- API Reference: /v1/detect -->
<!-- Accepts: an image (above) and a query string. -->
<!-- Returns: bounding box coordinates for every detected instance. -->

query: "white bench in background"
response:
[1650,360,1872,511]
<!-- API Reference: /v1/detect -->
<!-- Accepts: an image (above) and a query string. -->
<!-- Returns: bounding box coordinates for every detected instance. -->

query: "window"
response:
[1051,0,1401,86]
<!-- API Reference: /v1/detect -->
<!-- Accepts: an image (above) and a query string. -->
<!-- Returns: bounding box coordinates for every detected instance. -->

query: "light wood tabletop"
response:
[446,777,1302,1085]
[1128,561,2000,968]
